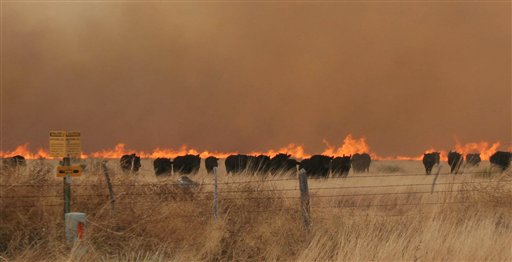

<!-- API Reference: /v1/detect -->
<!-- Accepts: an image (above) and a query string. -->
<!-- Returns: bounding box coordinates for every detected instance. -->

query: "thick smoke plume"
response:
[2,3,511,156]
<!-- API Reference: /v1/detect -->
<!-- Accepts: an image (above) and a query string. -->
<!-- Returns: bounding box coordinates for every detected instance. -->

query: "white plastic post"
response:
[65,212,86,245]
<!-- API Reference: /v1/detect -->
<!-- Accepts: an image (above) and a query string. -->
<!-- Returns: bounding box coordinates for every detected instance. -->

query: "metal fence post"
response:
[298,169,310,230]
[213,167,219,221]
[63,157,71,214]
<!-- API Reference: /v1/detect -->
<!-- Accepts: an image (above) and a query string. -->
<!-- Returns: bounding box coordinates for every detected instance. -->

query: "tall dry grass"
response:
[0,159,511,261]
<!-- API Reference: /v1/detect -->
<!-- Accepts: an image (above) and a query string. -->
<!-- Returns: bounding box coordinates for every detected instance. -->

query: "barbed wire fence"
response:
[1,168,507,187]
[1,166,510,231]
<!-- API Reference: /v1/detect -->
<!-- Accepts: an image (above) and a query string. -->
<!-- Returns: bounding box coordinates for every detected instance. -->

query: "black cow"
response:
[447,151,463,174]
[2,155,27,169]
[489,151,511,171]
[225,154,249,174]
[422,153,438,175]
[285,158,299,175]
[300,155,332,178]
[465,153,481,167]
[269,153,298,175]
[205,156,219,174]
[351,153,371,173]
[120,154,141,173]
[259,155,272,174]
[431,152,441,165]
[173,154,201,174]
[153,158,172,176]
[247,156,258,174]
[330,155,351,177]
[248,155,271,175]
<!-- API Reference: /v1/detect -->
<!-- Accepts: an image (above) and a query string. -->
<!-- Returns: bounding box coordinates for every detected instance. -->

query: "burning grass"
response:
[0,159,511,261]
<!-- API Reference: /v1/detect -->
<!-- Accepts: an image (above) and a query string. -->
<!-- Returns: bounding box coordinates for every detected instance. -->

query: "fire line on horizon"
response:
[0,135,507,161]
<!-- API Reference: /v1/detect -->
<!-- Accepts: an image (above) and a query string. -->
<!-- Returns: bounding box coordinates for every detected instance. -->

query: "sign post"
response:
[50,131,82,215]
[50,131,86,250]
[63,157,72,214]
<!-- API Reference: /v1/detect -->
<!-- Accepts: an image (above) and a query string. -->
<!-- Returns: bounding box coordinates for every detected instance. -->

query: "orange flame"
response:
[398,140,503,161]
[394,155,422,161]
[88,143,238,159]
[0,143,50,159]
[89,143,132,159]
[454,141,500,160]
[1,136,508,161]
[392,149,450,161]
[248,143,310,159]
[321,134,377,158]
[149,146,237,159]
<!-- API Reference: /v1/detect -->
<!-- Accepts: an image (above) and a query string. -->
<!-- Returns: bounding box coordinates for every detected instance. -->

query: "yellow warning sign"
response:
[56,166,82,177]
[65,131,81,158]
[49,131,81,158]
[50,131,66,157]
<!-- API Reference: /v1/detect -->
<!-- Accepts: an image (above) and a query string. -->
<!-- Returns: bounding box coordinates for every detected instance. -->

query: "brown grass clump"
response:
[374,163,405,174]
[0,159,511,261]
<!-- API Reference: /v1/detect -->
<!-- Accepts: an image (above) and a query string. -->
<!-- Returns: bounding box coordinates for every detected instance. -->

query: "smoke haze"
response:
[2,2,511,156]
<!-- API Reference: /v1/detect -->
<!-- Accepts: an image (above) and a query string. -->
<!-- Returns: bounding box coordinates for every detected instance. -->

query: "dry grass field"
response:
[1,158,511,261]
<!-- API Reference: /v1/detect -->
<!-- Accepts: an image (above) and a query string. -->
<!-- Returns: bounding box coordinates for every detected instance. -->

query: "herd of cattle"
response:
[120,153,371,178]
[118,150,510,177]
[1,151,510,177]
[422,151,511,174]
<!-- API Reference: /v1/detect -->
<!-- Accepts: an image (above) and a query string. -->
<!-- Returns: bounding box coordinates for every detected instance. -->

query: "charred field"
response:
[0,159,511,261]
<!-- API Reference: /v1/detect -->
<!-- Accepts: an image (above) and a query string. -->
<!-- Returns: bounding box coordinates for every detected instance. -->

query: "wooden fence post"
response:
[213,167,219,221]
[431,165,442,193]
[298,169,311,230]
[101,160,115,213]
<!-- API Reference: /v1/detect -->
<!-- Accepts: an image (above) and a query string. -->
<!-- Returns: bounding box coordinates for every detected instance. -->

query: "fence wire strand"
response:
[1,179,508,199]
[311,200,490,209]
[0,170,506,188]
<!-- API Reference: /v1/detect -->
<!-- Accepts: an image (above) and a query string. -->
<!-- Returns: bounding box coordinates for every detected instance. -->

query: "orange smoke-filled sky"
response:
[1,2,511,156]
